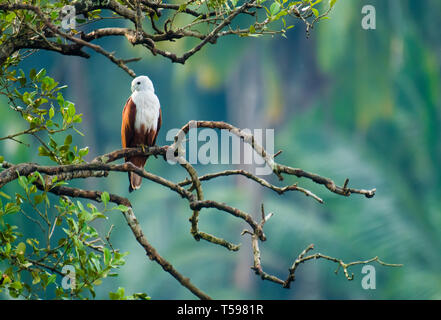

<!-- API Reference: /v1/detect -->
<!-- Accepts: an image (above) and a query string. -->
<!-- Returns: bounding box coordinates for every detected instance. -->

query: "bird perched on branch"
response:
[121,75,162,192]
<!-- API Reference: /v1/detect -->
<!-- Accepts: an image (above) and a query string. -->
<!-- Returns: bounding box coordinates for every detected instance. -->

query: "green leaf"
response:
[18,175,28,190]
[67,103,75,117]
[29,68,36,80]
[90,212,107,222]
[113,205,129,212]
[109,287,125,300]
[35,68,46,80]
[73,114,82,123]
[5,12,16,23]
[31,272,41,285]
[49,137,58,149]
[64,135,72,146]
[79,147,89,157]
[56,92,64,107]
[0,191,11,200]
[46,274,56,286]
[270,2,281,16]
[101,192,110,207]
[4,202,20,214]
[132,293,150,300]
[10,281,22,290]
[32,171,45,187]
[103,248,111,266]
[17,242,26,255]
[66,151,75,163]
[38,146,50,156]
[49,106,55,119]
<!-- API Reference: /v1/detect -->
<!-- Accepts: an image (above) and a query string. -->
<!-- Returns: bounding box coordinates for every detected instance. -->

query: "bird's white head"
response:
[131,75,154,93]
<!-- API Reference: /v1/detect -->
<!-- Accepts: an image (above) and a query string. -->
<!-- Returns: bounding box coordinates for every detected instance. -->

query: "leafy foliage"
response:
[0,59,142,299]
[0,159,131,298]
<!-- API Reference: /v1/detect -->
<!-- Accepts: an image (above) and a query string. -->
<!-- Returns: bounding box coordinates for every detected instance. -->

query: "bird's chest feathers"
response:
[132,91,160,134]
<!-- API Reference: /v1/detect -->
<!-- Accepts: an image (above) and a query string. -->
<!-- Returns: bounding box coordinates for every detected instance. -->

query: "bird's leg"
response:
[137,144,147,153]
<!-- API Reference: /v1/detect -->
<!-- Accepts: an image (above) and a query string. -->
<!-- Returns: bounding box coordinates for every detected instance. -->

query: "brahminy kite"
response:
[121,75,162,192]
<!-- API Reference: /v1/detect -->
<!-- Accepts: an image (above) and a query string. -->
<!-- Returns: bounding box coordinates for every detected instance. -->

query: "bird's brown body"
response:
[121,96,162,192]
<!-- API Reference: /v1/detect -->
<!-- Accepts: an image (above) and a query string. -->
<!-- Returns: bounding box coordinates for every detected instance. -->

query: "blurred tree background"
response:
[1,0,441,299]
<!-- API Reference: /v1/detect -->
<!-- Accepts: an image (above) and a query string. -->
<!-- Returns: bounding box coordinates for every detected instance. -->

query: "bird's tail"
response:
[127,156,148,192]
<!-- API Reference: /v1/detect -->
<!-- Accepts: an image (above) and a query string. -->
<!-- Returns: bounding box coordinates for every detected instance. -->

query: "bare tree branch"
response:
[0,120,394,299]
[241,205,402,288]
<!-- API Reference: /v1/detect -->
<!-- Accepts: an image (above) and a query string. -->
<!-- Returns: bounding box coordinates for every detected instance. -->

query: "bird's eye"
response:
[137,82,140,85]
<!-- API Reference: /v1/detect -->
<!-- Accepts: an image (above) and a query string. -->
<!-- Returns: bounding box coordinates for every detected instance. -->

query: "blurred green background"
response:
[1,0,441,299]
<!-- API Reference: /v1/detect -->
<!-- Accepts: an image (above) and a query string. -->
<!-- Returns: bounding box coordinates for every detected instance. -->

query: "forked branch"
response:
[0,120,396,299]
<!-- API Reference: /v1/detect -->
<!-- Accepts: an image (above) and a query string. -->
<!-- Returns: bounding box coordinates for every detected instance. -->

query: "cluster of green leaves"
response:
[109,287,150,300]
[0,169,136,299]
[55,196,128,299]
[0,0,64,41]
[0,0,100,40]
[0,10,18,37]
[0,58,143,299]
[245,0,338,37]
[0,66,89,164]
[170,0,336,41]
